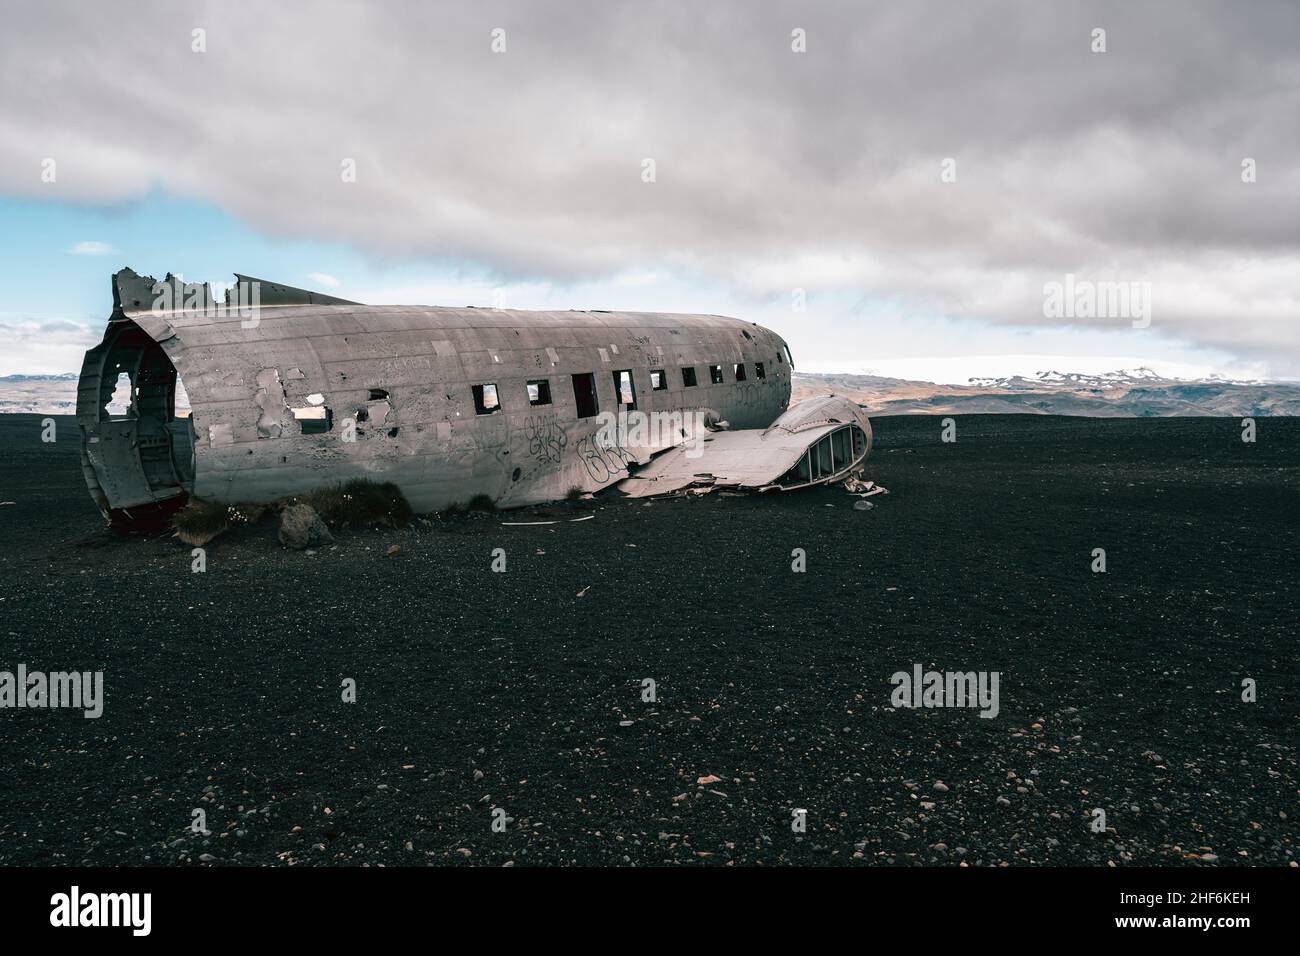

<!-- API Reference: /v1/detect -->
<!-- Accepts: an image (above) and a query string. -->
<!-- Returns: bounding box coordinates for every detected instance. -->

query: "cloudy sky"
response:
[1,0,1297,380]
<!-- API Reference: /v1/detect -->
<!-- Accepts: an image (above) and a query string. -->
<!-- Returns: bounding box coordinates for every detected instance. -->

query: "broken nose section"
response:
[612,395,872,498]
[77,316,195,533]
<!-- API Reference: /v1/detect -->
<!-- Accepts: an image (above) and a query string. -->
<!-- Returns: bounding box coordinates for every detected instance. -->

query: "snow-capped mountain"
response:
[965,367,1229,389]
[793,369,1300,417]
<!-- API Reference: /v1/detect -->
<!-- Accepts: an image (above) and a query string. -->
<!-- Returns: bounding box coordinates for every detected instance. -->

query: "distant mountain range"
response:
[0,374,81,415]
[792,368,1300,416]
[0,373,80,383]
[3,369,1298,417]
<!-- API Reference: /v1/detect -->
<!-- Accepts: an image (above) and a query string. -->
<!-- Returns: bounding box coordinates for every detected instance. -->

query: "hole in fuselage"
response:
[105,372,133,418]
[86,320,195,528]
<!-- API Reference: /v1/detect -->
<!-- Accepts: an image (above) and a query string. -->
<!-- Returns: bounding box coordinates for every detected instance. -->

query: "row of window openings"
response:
[474,361,773,417]
[291,356,778,431]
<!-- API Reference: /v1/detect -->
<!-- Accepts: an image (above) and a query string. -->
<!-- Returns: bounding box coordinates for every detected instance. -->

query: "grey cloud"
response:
[1,0,1298,368]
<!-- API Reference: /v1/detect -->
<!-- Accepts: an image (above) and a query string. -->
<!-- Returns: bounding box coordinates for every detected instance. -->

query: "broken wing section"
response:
[613,395,872,498]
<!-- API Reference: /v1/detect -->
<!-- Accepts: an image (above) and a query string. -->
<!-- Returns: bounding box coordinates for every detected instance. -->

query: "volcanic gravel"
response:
[0,413,1295,866]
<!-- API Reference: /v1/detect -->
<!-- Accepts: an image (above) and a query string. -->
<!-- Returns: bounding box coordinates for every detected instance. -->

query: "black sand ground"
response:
[0,414,1295,866]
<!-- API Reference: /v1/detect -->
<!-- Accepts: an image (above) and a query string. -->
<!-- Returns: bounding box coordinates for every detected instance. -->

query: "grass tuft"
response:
[171,497,230,546]
[291,479,412,529]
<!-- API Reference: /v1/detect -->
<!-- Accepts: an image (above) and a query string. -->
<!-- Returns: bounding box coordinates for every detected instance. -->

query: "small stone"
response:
[278,504,333,550]
[933,781,949,793]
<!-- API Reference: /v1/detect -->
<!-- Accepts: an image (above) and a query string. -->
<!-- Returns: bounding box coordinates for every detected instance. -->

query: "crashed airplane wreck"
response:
[78,269,872,531]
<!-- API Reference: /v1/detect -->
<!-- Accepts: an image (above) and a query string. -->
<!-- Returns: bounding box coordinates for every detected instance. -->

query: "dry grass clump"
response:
[172,480,412,545]
[292,478,412,528]
[171,497,231,546]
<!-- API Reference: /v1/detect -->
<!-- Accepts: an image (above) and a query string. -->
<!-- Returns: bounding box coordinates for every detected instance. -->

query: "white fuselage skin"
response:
[81,302,795,514]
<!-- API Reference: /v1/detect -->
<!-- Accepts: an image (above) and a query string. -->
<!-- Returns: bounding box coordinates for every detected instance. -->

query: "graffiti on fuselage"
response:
[575,428,632,484]
[524,411,568,464]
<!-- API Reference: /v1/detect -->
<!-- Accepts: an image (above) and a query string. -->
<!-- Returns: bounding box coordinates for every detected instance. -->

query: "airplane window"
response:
[472,383,500,415]
[681,366,698,387]
[734,363,747,381]
[709,364,724,384]
[527,379,552,406]
[612,369,637,408]
[292,406,333,434]
[755,362,766,380]
[650,369,668,390]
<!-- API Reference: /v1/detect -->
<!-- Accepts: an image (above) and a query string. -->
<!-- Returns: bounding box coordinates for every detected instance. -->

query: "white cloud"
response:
[308,272,340,288]
[68,240,115,256]
[0,317,99,375]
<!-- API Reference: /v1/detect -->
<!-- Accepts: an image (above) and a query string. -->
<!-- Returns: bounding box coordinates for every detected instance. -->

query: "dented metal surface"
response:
[616,395,873,497]
[76,268,871,526]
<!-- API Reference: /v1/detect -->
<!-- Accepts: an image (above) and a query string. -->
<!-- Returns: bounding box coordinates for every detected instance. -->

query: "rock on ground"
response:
[277,504,334,550]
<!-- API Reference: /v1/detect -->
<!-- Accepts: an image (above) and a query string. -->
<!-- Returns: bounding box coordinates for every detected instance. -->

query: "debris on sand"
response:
[501,513,596,527]
[278,504,334,550]
[842,476,889,498]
